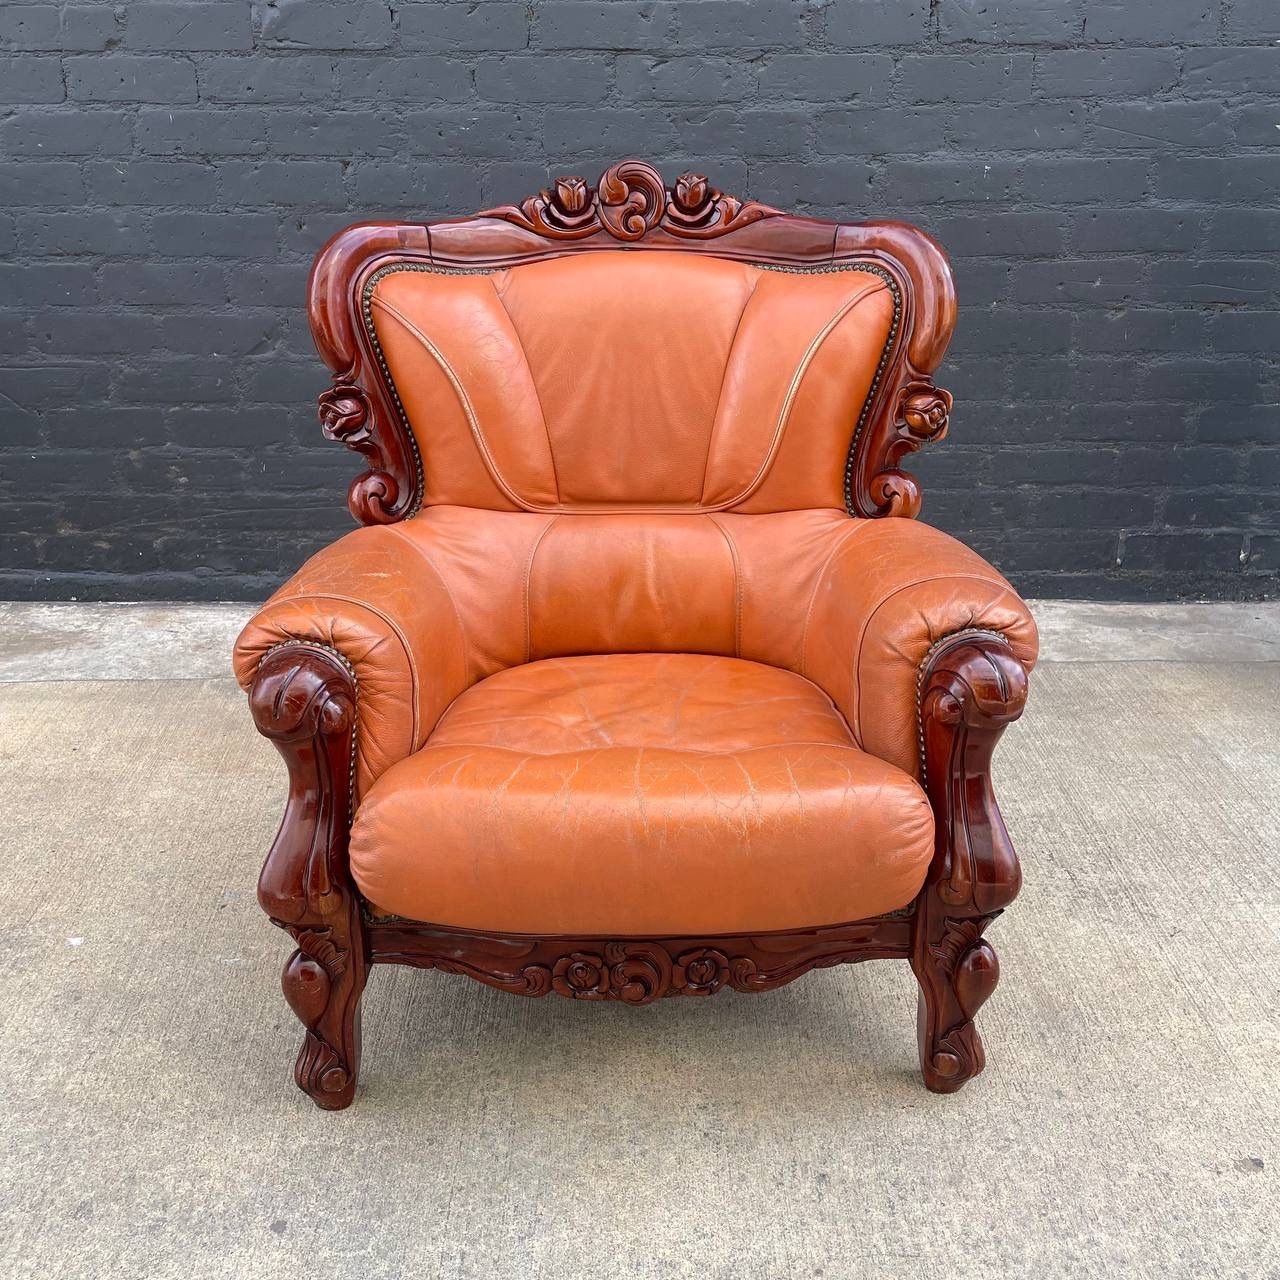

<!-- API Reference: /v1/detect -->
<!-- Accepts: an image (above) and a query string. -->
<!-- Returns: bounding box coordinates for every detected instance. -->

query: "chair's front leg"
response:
[250,642,368,1111]
[912,633,1029,1093]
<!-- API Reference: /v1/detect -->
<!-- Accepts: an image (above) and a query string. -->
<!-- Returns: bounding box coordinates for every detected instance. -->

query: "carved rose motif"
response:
[673,172,710,214]
[317,383,368,441]
[899,382,953,441]
[552,175,589,214]
[674,947,728,996]
[479,159,781,243]
[552,952,609,999]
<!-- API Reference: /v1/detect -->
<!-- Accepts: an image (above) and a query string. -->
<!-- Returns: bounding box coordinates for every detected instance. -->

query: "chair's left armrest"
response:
[803,518,1038,781]
[233,524,471,804]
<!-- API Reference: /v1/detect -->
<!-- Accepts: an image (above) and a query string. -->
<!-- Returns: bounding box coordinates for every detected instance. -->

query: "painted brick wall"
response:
[1,0,1277,601]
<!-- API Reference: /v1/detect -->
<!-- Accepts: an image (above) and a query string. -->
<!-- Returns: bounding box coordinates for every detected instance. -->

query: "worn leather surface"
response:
[233,249,1039,932]
[349,653,935,934]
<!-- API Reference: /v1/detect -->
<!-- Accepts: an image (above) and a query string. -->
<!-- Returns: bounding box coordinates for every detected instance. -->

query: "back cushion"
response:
[368,250,895,514]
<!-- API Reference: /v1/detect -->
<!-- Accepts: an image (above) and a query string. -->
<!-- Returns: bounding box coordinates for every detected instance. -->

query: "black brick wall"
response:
[1,0,1276,602]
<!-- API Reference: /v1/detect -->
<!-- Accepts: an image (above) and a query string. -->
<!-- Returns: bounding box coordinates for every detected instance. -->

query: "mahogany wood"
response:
[306,157,957,524]
[912,632,1028,1091]
[251,642,367,1110]
[367,915,914,1004]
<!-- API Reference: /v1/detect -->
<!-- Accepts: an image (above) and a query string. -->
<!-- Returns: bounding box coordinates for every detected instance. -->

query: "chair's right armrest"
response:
[803,518,1038,781]
[233,525,470,801]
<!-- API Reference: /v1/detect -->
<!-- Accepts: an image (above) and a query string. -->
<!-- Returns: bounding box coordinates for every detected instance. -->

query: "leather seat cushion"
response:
[348,653,934,935]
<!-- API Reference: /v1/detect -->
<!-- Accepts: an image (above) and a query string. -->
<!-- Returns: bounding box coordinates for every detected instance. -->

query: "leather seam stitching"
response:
[523,514,560,664]
[362,260,896,517]
[376,530,471,742]
[730,280,889,510]
[487,277,563,504]
[415,741,864,758]
[852,572,1019,750]
[706,513,743,658]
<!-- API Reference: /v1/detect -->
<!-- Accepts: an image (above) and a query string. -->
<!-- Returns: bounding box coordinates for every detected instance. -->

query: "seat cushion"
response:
[348,653,933,935]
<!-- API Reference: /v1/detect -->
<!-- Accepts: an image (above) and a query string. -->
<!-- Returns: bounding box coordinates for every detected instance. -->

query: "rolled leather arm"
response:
[802,519,1038,779]
[233,525,470,801]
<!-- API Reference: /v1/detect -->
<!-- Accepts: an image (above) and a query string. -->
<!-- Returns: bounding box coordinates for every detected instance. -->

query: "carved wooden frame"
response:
[251,630,1026,1109]
[307,157,957,524]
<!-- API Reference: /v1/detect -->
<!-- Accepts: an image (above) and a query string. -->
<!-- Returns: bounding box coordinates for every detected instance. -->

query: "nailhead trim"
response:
[359,257,901,519]
[915,628,1012,787]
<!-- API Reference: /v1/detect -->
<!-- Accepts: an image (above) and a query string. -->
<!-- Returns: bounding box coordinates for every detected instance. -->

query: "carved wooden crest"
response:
[478,158,782,242]
[308,158,958,524]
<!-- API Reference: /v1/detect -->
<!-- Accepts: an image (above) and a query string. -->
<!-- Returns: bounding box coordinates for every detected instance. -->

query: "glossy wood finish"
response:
[306,158,957,524]
[368,914,914,1005]
[250,642,366,1110]
[912,632,1028,1092]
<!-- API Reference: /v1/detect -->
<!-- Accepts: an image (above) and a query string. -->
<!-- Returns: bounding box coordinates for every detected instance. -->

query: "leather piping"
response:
[705,514,743,658]
[487,279,563,503]
[722,280,889,510]
[697,271,761,504]
[369,294,539,513]
[522,514,560,664]
[411,741,867,757]
[798,518,877,681]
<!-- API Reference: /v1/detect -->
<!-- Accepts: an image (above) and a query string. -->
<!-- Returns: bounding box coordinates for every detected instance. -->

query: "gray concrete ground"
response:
[1,603,1277,1279]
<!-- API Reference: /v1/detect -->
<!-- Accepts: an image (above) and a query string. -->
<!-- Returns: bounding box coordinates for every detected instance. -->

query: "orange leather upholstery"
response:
[349,653,933,934]
[368,252,896,513]
[234,248,1038,935]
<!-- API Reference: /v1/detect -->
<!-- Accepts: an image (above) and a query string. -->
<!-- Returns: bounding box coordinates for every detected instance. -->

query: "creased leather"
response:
[802,518,1039,776]
[349,653,935,934]
[241,247,1037,937]
[236,508,1037,802]
[369,252,892,512]
[232,524,470,800]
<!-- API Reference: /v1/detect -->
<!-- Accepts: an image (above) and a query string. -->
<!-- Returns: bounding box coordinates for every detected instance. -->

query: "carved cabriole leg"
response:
[912,633,1029,1093]
[250,642,367,1111]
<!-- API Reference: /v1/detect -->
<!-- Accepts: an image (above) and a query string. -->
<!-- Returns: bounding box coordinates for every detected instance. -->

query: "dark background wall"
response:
[2,0,1277,602]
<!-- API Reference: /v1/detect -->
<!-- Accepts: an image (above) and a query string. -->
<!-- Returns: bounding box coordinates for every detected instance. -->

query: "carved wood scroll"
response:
[478,158,782,242]
[369,916,914,1007]
[306,157,959,526]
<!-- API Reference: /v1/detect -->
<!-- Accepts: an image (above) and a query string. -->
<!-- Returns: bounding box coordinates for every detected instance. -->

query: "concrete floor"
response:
[1,603,1277,1279]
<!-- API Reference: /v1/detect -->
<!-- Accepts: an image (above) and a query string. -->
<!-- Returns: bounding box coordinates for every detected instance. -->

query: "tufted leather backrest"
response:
[367,251,896,514]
